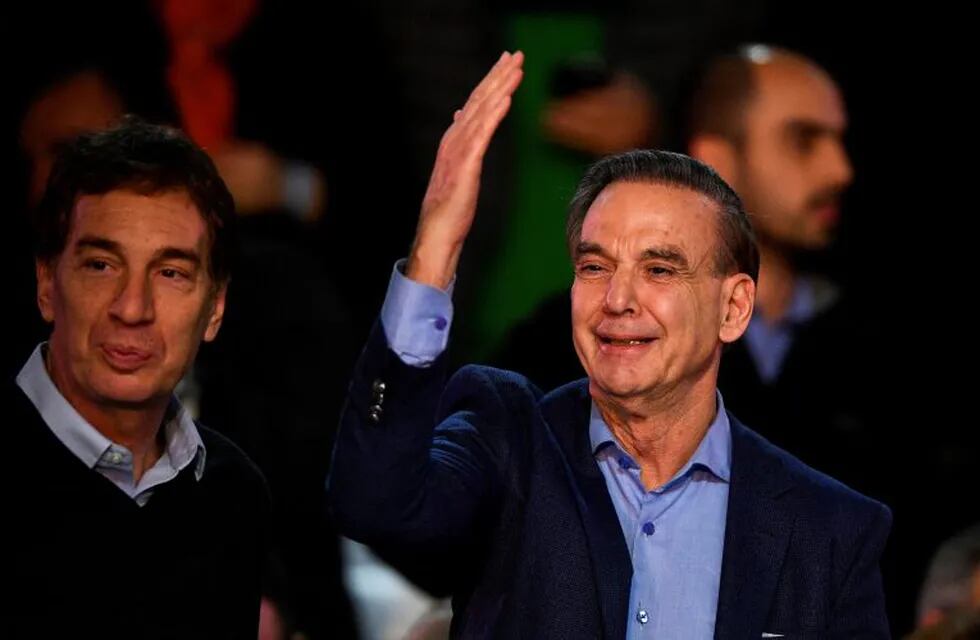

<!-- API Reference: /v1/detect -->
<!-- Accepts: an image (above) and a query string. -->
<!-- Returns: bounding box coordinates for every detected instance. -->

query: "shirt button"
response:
[110,453,122,464]
[636,609,649,625]
[434,316,447,330]
[642,521,656,536]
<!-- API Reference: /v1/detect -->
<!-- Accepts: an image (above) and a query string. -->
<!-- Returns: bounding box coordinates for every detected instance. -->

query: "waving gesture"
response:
[406,51,524,289]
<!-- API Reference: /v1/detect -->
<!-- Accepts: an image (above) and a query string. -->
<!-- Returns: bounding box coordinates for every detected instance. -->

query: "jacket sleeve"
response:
[327,321,530,589]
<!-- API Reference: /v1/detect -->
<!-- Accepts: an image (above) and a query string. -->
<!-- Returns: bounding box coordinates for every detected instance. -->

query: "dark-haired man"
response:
[5,117,269,638]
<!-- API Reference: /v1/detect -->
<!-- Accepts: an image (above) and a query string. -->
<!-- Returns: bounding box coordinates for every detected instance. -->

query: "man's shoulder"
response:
[443,365,589,415]
[447,364,543,398]
[731,414,891,525]
[436,364,546,425]
[195,423,268,495]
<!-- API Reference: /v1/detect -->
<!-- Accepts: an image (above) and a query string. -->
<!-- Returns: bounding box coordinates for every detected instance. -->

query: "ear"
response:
[718,273,755,344]
[202,282,228,343]
[688,134,739,186]
[36,259,57,324]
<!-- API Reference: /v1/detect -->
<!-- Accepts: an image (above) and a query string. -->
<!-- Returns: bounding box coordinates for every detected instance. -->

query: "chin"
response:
[91,375,166,408]
[589,374,653,401]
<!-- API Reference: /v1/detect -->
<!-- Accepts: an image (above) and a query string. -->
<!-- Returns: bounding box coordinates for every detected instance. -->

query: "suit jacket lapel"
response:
[539,380,632,640]
[715,415,797,640]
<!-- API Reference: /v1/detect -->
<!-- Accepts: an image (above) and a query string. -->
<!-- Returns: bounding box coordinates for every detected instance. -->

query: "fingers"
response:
[460,63,523,158]
[431,51,524,183]
[441,53,522,165]
[409,52,524,289]
[465,51,524,113]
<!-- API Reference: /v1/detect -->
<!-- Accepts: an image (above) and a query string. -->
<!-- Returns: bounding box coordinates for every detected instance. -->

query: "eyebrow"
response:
[574,242,611,263]
[640,247,690,270]
[784,119,845,139]
[575,241,690,269]
[74,235,202,268]
[156,247,203,267]
[75,236,122,255]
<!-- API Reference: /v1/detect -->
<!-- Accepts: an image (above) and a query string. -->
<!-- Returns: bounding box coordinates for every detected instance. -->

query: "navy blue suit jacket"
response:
[328,324,891,639]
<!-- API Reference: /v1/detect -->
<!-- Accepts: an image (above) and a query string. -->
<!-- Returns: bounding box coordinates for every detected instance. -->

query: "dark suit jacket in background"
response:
[328,323,892,639]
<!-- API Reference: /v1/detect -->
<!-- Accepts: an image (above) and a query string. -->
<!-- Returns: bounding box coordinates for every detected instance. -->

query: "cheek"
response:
[745,156,804,212]
[637,286,675,320]
[54,284,101,334]
[647,290,702,338]
[691,292,725,342]
[570,284,596,324]
[570,309,591,351]
[163,300,214,349]
[570,288,596,349]
[767,169,811,210]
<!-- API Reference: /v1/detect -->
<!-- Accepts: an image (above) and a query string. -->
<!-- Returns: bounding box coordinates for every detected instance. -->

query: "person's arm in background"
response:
[327,53,525,586]
[542,68,659,156]
[212,141,327,222]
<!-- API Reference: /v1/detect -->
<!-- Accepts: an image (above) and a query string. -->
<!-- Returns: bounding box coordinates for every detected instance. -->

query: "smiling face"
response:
[571,180,752,407]
[37,189,226,418]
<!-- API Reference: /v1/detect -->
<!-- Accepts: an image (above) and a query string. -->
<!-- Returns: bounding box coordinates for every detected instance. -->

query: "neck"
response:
[593,372,719,491]
[755,244,797,323]
[46,352,166,483]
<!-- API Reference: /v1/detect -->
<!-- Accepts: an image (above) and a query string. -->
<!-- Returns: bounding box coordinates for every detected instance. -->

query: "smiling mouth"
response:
[598,336,655,346]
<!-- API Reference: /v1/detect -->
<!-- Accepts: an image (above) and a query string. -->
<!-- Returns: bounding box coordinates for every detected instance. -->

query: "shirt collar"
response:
[589,391,731,484]
[16,344,206,480]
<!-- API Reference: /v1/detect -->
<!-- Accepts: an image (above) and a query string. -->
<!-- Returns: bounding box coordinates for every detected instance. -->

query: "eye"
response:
[83,259,112,272]
[647,265,674,277]
[576,262,607,278]
[789,128,820,155]
[796,135,816,154]
[159,267,189,281]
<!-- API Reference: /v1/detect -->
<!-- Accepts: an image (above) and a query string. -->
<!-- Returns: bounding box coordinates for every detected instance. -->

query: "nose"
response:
[108,271,155,325]
[604,268,638,316]
[821,137,854,190]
